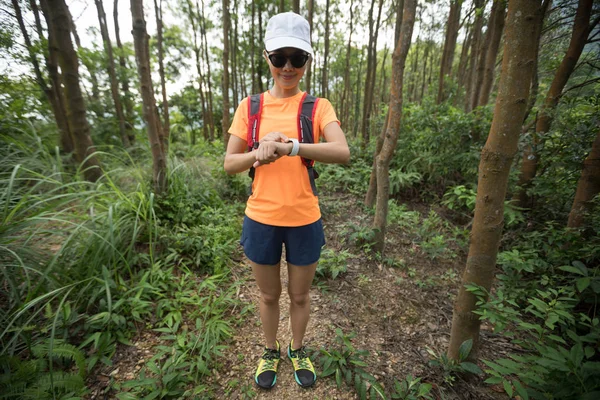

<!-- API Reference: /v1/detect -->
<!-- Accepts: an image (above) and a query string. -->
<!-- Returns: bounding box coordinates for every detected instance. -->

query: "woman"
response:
[224,12,350,389]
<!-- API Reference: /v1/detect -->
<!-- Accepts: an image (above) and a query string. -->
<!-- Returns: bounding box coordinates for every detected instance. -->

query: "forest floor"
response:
[89,192,511,399]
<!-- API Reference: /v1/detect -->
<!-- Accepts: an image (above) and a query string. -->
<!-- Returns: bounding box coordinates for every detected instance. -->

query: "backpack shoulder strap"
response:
[247,93,263,151]
[298,94,319,163]
[298,93,320,195]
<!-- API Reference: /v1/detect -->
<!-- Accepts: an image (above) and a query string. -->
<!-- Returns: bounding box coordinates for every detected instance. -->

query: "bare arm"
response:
[293,121,350,164]
[223,135,256,174]
[224,122,350,174]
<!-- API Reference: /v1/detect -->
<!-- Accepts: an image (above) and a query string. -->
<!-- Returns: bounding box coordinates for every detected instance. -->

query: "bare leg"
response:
[251,261,281,349]
[287,262,317,349]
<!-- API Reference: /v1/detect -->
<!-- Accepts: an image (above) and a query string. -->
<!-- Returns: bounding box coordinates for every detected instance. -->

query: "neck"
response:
[269,84,301,98]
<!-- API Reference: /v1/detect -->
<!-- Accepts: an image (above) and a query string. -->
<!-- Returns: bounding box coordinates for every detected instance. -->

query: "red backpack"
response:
[246,92,320,195]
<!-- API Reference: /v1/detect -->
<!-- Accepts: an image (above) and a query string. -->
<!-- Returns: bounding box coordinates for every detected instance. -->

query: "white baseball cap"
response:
[264,12,314,57]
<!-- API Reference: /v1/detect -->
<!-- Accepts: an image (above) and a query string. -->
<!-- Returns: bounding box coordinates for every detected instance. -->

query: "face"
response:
[264,47,311,91]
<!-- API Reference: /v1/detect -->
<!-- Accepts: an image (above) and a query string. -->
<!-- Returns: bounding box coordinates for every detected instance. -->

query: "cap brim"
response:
[264,37,313,57]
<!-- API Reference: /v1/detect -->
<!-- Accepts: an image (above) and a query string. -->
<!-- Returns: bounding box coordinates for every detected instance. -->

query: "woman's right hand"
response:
[253,140,292,168]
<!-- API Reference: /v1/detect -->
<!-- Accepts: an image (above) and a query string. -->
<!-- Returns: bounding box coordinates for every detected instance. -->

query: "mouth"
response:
[280,75,295,81]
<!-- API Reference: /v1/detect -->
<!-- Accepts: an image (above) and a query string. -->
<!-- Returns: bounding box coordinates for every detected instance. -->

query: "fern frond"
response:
[25,371,85,398]
[31,340,86,378]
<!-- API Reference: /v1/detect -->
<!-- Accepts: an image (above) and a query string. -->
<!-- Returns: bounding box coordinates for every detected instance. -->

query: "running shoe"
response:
[254,340,280,389]
[287,340,316,387]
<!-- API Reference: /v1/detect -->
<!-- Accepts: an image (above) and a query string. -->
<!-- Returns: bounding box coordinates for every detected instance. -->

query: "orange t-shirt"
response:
[229,91,340,227]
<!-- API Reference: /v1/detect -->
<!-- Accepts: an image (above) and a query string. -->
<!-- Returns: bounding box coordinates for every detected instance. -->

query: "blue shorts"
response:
[240,216,325,266]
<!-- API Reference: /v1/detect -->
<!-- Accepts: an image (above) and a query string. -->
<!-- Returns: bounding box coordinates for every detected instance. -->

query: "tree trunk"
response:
[568,127,600,228]
[201,0,215,140]
[522,0,549,125]
[222,0,231,147]
[372,0,416,253]
[293,0,299,13]
[41,0,102,182]
[447,0,543,360]
[113,0,135,144]
[131,0,167,193]
[153,0,170,152]
[476,0,506,107]
[305,0,314,93]
[464,0,484,113]
[437,0,462,104]
[14,0,74,154]
[321,0,331,98]
[95,0,130,148]
[65,7,100,105]
[257,2,265,93]
[456,24,472,90]
[232,0,239,109]
[515,0,593,208]
[361,0,384,146]
[186,0,209,141]
[394,0,404,46]
[420,41,429,103]
[340,0,354,126]
[352,50,364,139]
[379,46,389,104]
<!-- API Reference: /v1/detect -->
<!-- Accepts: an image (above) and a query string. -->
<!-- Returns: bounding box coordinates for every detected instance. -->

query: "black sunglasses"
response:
[266,50,310,68]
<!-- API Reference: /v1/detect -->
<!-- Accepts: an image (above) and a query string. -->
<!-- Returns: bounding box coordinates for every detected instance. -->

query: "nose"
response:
[282,58,294,70]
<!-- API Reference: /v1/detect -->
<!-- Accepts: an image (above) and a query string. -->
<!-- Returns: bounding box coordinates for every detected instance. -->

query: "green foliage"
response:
[390,375,433,400]
[316,329,386,400]
[465,221,600,399]
[318,140,373,194]
[442,185,525,227]
[316,248,353,280]
[0,114,244,397]
[427,339,482,386]
[0,340,87,399]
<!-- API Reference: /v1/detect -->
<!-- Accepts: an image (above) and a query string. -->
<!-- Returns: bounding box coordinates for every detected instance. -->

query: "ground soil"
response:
[89,192,511,400]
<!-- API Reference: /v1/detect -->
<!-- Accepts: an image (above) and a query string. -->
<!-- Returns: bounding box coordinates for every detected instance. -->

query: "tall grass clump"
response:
[1,120,244,397]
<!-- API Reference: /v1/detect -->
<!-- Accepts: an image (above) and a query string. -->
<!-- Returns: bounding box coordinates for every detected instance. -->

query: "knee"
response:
[289,291,309,308]
[260,289,281,306]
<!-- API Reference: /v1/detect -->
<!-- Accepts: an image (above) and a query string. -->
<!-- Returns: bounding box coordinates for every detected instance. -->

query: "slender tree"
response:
[437,0,462,104]
[154,0,170,152]
[201,0,215,139]
[13,0,73,154]
[340,0,354,125]
[464,0,485,113]
[65,7,100,105]
[113,0,135,144]
[321,0,331,98]
[95,0,130,148]
[394,0,404,45]
[131,0,167,193]
[294,0,299,13]
[372,0,416,253]
[447,0,543,360]
[40,0,102,182]
[476,0,506,107]
[222,0,231,146]
[515,0,594,208]
[305,0,314,93]
[361,0,384,146]
[185,0,209,140]
[568,127,600,228]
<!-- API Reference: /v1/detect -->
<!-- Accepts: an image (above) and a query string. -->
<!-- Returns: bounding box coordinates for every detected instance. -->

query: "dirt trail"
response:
[212,193,508,399]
